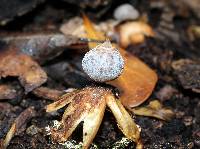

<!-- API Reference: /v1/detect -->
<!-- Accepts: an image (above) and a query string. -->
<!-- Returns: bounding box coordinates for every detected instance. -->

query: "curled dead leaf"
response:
[0,51,47,93]
[130,100,174,121]
[116,21,155,47]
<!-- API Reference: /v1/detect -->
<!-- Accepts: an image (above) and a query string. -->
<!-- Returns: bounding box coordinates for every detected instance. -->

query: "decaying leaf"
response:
[61,16,155,49]
[116,21,155,47]
[60,16,118,42]
[3,106,36,148]
[0,51,47,93]
[46,87,141,149]
[82,14,158,108]
[130,100,174,121]
[109,49,158,108]
[33,87,65,101]
[60,17,86,38]
[0,84,18,100]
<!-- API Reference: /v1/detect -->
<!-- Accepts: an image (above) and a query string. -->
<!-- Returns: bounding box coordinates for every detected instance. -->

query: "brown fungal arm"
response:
[46,90,78,112]
[106,95,142,148]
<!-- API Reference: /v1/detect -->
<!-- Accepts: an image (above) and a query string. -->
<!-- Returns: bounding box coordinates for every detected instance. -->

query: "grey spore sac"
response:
[82,40,124,82]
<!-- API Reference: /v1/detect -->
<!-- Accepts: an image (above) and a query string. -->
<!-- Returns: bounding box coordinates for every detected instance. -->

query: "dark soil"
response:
[0,0,200,149]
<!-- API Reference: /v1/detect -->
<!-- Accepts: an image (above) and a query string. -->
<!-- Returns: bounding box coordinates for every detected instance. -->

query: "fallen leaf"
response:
[0,51,47,93]
[130,100,174,121]
[60,17,86,38]
[109,49,158,108]
[60,16,117,43]
[82,14,158,108]
[116,21,155,47]
[82,14,105,48]
[3,106,36,148]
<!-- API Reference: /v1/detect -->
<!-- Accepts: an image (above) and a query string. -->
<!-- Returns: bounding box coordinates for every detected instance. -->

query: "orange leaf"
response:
[116,21,155,47]
[108,49,158,107]
[82,14,158,108]
[82,14,105,48]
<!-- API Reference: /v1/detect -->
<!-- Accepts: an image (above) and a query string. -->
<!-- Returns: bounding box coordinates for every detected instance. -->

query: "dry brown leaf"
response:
[60,17,86,38]
[130,100,174,121]
[60,16,117,43]
[108,49,158,108]
[0,51,47,93]
[116,21,155,47]
[82,14,158,108]
[3,106,36,148]
[82,14,105,48]
[0,84,18,100]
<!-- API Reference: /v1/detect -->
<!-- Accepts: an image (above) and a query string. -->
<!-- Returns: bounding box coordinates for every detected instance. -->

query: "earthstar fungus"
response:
[46,86,142,149]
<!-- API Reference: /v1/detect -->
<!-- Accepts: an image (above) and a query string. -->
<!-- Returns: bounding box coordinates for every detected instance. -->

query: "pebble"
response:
[114,3,140,21]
